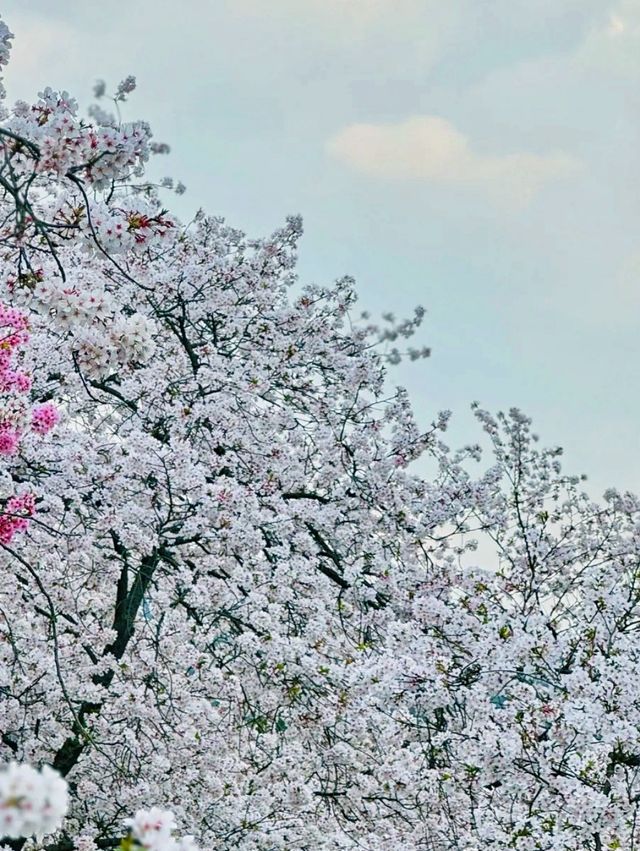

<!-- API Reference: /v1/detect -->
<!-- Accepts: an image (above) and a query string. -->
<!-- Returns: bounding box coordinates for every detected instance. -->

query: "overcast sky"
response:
[3,0,640,496]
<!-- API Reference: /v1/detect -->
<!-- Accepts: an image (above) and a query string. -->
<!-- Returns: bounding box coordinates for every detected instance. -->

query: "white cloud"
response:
[574,0,640,76]
[327,116,579,204]
[607,13,627,35]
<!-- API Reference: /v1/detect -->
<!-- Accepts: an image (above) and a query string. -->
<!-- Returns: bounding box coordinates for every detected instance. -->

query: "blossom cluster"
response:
[0,301,58,543]
[8,87,152,187]
[12,272,157,377]
[126,808,199,851]
[87,201,175,255]
[32,401,60,435]
[0,762,67,840]
[0,302,31,404]
[0,492,35,545]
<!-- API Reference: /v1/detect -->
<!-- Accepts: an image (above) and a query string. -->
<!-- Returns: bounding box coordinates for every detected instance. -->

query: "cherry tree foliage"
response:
[0,14,639,851]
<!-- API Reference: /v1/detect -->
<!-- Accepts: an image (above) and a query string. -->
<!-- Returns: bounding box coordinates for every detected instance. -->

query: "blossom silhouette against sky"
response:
[5,0,638,495]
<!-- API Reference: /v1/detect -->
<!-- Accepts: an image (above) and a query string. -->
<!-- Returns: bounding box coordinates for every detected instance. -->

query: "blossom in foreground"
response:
[0,762,68,839]
[126,808,199,851]
[0,764,195,851]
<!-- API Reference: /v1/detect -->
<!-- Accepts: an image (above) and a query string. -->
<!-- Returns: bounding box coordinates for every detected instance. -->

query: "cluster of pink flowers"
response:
[0,303,59,442]
[0,303,59,543]
[0,303,30,403]
[0,425,19,455]
[0,492,35,544]
[31,402,60,435]
[0,303,32,462]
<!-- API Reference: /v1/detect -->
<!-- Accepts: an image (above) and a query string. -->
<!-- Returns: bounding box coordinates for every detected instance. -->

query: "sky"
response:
[2,0,640,497]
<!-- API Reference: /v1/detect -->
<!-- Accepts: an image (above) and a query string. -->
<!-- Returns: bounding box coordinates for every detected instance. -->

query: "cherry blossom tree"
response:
[0,13,639,851]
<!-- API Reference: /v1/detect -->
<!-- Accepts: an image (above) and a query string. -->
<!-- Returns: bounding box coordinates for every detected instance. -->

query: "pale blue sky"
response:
[4,0,640,496]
